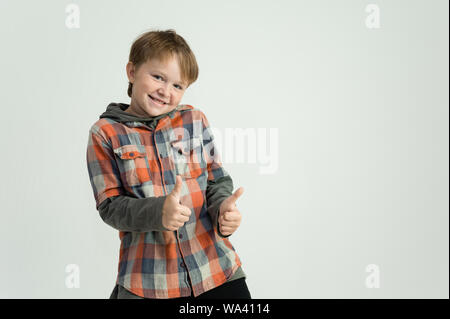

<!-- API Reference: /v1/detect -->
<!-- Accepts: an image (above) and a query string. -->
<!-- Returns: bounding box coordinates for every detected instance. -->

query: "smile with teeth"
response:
[149,95,167,105]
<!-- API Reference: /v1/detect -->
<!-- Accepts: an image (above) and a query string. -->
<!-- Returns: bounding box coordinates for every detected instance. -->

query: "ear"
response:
[126,61,136,83]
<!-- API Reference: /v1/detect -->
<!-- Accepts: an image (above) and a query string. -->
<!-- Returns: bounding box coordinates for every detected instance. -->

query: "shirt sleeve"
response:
[86,127,169,232]
[206,176,233,238]
[86,127,126,209]
[98,195,168,232]
[200,113,234,238]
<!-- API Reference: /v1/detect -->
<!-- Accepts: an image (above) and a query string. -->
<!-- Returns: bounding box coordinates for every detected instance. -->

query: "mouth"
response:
[148,94,168,107]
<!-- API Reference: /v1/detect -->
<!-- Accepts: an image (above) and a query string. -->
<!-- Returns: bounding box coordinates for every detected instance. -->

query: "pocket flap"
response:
[170,137,202,155]
[113,144,146,160]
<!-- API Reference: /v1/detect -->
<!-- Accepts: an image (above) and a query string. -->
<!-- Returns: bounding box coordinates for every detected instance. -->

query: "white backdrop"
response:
[0,0,448,299]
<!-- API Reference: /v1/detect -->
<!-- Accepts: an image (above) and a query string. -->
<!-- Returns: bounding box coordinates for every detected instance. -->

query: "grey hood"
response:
[99,102,178,130]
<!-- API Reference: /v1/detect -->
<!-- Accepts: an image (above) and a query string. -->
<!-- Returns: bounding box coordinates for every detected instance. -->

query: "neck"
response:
[124,102,147,117]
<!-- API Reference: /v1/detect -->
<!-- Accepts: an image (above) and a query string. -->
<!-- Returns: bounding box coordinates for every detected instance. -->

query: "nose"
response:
[157,83,171,98]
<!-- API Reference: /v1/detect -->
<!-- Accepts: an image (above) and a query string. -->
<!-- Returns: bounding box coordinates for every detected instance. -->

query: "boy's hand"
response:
[218,187,244,236]
[162,175,192,231]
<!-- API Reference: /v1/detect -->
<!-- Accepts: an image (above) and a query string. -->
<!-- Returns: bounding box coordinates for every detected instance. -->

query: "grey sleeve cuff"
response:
[206,175,233,238]
[216,209,231,238]
[97,195,168,232]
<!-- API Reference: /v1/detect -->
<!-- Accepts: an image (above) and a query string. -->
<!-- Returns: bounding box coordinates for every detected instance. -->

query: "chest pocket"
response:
[113,144,150,187]
[169,136,205,179]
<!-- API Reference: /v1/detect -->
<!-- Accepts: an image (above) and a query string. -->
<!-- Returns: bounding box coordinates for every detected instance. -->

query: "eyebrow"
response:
[152,69,186,86]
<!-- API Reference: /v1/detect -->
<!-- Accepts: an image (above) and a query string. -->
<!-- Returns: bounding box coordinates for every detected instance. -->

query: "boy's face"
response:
[126,55,188,117]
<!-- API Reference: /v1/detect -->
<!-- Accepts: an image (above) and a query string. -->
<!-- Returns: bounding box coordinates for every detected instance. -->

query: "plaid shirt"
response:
[86,104,242,298]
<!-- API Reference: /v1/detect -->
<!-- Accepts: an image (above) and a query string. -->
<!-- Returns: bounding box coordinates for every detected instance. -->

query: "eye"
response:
[152,74,184,90]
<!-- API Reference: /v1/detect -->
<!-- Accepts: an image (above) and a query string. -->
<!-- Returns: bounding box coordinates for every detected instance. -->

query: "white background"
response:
[0,0,448,298]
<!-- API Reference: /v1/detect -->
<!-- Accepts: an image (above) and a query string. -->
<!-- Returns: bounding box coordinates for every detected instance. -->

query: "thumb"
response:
[170,175,183,200]
[226,187,244,207]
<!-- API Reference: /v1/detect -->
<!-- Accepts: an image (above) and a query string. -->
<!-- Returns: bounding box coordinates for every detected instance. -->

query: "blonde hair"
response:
[127,29,199,97]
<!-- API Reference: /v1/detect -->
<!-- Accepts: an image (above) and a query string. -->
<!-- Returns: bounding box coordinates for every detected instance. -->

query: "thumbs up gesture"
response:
[218,187,244,236]
[162,175,192,231]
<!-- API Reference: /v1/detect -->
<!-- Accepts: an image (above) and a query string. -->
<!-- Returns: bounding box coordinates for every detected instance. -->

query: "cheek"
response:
[132,81,144,93]
[173,93,184,103]
[141,81,154,91]
[136,77,152,90]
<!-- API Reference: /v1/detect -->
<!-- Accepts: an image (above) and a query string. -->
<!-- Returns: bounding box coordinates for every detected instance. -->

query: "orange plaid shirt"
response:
[86,103,243,298]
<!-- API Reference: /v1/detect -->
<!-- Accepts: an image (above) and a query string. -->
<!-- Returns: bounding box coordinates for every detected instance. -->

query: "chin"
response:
[145,106,172,117]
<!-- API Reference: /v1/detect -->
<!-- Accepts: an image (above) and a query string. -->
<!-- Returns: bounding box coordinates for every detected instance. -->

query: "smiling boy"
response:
[124,55,185,117]
[86,29,250,299]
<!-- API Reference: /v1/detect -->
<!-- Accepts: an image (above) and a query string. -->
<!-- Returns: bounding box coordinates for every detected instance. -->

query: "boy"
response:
[86,29,251,299]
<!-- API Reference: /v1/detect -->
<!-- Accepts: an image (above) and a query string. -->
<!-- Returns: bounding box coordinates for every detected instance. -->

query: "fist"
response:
[218,187,244,236]
[162,175,192,231]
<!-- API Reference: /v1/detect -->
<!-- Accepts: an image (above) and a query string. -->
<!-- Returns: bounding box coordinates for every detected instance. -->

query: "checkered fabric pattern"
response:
[86,104,242,298]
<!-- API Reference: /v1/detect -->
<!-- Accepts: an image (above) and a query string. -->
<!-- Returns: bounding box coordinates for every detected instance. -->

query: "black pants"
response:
[110,278,251,299]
